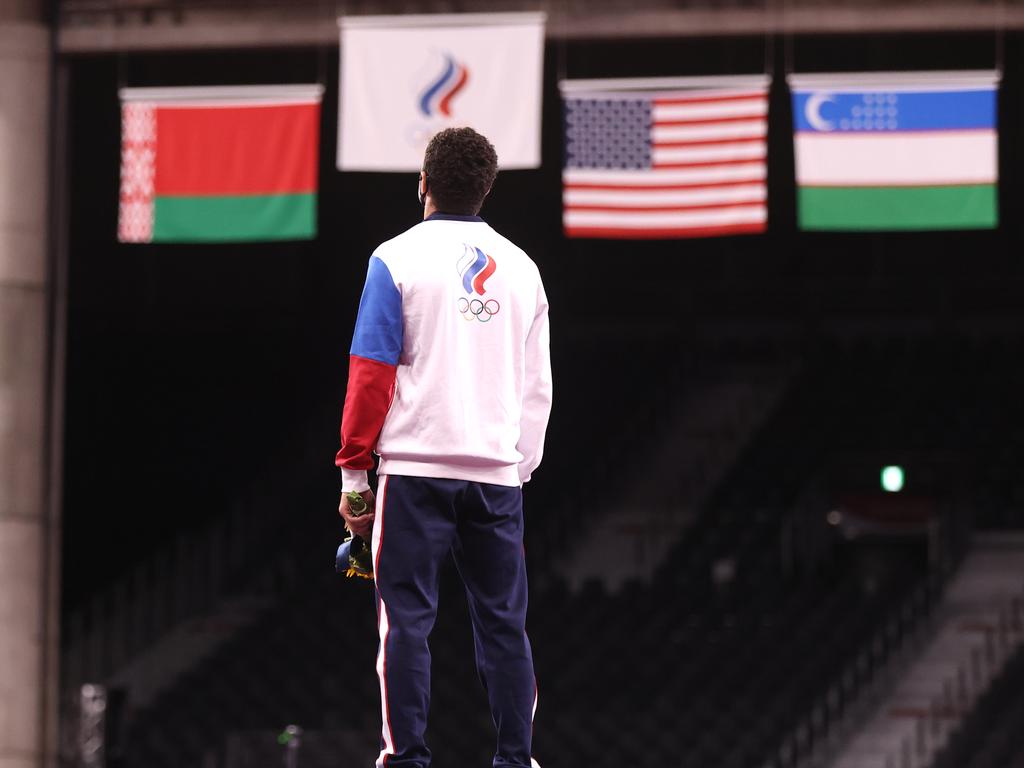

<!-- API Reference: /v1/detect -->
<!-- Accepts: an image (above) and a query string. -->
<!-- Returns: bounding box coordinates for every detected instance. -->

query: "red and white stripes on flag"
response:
[561,76,770,239]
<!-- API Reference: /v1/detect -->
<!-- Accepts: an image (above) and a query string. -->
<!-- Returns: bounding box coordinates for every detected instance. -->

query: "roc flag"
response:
[118,84,323,243]
[789,71,999,231]
[338,12,544,171]
[561,76,769,239]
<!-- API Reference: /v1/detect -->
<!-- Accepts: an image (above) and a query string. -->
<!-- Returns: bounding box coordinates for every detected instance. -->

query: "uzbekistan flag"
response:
[789,71,999,231]
[560,75,769,239]
[118,84,323,243]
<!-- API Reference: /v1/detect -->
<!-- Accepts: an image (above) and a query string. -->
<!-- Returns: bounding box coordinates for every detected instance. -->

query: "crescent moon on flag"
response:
[806,92,836,132]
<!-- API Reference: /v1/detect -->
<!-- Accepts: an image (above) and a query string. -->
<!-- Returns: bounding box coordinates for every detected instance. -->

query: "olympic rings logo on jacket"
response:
[458,297,500,322]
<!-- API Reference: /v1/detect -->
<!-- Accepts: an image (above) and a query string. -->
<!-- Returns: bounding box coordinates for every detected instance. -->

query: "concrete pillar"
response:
[0,1,57,767]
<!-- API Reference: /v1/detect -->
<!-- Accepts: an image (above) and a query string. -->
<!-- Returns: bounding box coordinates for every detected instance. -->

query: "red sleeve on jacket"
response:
[335,354,397,470]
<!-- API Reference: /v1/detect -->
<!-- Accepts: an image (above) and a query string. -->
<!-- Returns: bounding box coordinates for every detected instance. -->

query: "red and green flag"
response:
[118,84,323,243]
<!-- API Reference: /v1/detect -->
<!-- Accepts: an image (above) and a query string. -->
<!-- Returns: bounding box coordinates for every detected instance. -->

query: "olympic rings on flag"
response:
[458,297,500,323]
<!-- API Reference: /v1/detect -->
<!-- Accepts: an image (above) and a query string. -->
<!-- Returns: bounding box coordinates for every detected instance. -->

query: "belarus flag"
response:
[789,71,999,231]
[118,84,323,243]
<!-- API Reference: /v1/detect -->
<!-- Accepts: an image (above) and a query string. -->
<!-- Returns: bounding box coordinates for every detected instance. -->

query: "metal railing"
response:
[774,535,1024,768]
[769,574,945,768]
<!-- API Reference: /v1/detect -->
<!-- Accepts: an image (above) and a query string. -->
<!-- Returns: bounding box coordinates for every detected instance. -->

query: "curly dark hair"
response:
[422,127,498,215]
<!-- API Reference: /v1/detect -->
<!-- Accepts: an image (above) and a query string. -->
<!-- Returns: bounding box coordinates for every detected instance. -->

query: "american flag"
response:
[561,78,769,239]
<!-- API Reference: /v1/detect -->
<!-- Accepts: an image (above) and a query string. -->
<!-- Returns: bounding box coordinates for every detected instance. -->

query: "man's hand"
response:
[339,489,376,540]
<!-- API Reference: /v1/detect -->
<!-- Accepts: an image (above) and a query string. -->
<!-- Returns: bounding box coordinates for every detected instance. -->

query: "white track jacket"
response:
[336,213,552,492]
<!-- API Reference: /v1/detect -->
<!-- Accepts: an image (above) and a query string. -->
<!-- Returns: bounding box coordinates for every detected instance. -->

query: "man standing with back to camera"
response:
[335,127,552,768]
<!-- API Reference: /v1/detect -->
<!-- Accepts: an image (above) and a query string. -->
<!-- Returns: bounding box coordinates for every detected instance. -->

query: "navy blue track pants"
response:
[369,474,537,768]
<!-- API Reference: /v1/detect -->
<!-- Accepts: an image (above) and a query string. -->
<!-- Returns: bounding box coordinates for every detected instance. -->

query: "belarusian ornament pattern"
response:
[118,102,156,243]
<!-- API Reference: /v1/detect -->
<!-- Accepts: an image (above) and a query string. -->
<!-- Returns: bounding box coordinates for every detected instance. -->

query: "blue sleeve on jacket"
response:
[350,256,403,366]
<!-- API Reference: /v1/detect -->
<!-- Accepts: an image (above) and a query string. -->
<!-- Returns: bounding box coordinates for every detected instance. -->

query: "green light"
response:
[277,732,292,746]
[881,465,905,493]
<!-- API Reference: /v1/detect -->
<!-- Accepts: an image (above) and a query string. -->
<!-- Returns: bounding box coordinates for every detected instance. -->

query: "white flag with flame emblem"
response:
[337,12,545,171]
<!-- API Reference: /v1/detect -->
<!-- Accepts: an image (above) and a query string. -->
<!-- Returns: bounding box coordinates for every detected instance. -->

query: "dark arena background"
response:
[2,1,1024,768]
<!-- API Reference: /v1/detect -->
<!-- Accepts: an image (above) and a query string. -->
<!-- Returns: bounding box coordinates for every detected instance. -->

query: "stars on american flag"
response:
[564,98,652,170]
